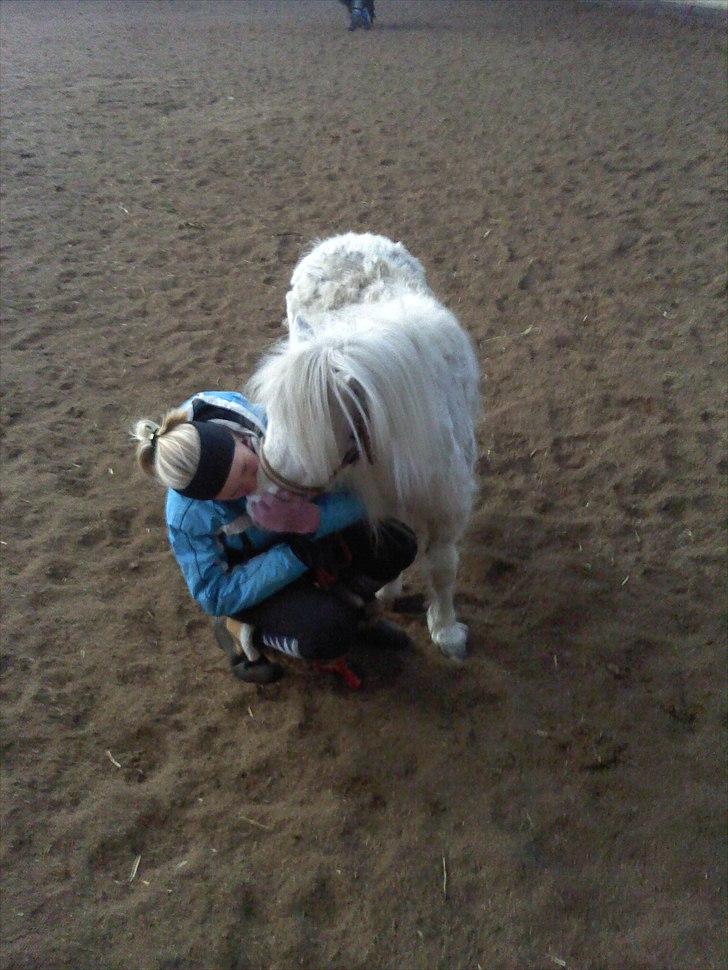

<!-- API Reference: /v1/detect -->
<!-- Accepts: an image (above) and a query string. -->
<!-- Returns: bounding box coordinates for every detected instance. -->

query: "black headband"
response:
[175,421,236,500]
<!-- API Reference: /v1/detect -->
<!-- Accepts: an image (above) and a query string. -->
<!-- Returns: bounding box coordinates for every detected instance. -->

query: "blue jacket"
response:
[165,391,366,616]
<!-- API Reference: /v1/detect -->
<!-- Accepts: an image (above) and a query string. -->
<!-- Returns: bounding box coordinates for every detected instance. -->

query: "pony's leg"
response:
[422,541,468,660]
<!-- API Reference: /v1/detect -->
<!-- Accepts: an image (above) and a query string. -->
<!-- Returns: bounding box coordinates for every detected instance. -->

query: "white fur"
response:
[247,233,480,659]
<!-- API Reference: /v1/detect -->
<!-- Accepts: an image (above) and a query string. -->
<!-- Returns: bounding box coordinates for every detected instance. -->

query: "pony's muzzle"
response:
[257,441,326,499]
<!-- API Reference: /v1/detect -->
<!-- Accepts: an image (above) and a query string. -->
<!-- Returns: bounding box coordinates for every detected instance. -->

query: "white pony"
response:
[247,233,480,659]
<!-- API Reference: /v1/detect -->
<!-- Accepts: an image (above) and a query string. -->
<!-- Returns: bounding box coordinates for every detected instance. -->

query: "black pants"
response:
[233,519,416,661]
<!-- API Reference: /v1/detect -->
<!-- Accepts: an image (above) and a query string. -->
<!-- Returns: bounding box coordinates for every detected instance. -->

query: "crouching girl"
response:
[132,390,416,685]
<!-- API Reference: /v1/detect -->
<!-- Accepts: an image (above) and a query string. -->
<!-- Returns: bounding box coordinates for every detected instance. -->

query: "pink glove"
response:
[247,490,321,535]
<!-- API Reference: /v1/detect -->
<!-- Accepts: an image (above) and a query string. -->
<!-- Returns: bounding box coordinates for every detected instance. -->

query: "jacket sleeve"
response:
[312,490,367,538]
[167,490,367,617]
[168,520,307,616]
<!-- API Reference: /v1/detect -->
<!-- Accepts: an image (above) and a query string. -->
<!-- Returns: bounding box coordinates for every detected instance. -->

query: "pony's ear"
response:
[290,313,314,344]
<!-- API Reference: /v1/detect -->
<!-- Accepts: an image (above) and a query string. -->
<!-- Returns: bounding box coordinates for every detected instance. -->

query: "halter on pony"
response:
[258,433,373,499]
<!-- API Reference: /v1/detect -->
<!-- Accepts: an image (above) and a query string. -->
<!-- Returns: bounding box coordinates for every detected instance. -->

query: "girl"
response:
[132,390,416,685]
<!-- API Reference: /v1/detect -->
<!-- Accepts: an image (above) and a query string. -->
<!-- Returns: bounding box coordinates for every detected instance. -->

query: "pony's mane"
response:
[247,319,449,520]
[247,339,364,482]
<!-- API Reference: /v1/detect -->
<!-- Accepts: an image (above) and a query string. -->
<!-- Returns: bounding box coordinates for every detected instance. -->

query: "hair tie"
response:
[149,428,160,451]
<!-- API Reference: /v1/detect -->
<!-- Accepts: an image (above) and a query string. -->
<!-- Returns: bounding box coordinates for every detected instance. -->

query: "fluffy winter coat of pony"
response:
[247,233,480,658]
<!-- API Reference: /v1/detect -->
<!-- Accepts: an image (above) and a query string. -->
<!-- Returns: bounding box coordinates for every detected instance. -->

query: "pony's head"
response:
[246,314,374,499]
[246,310,442,519]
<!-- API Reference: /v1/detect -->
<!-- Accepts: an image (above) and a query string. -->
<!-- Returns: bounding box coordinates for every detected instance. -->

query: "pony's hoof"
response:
[432,622,468,660]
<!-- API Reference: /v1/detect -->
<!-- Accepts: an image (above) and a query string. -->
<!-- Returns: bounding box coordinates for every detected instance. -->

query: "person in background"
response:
[132,390,415,685]
[339,0,375,31]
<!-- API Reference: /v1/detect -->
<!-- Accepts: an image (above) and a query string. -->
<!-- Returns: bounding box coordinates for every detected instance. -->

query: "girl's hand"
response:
[247,490,320,535]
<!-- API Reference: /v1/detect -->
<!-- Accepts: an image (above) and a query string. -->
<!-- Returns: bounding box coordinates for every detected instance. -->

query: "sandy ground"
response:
[1,2,726,968]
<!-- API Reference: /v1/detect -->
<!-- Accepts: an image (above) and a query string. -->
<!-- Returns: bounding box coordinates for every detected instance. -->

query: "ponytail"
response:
[131,408,201,491]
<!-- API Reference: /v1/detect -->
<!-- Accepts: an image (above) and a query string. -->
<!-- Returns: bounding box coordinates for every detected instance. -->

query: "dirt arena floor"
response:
[1,2,726,968]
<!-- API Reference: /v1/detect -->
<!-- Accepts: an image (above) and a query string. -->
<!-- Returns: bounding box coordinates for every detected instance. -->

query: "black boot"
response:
[231,655,284,684]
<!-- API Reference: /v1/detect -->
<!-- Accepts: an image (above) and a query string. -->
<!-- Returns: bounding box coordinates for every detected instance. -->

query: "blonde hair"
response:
[131,408,201,490]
